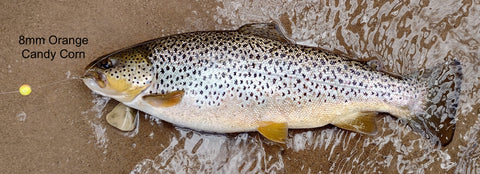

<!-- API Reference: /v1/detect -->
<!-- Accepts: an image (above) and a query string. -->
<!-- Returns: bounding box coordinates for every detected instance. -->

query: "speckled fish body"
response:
[83,23,462,145]
[138,31,417,131]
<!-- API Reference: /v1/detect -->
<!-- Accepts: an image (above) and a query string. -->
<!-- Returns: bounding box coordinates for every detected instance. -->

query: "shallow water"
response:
[81,0,480,173]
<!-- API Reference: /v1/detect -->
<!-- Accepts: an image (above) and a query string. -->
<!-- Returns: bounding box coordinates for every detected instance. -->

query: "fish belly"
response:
[127,84,412,133]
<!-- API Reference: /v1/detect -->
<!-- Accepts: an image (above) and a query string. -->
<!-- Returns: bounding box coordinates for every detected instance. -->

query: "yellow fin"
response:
[332,112,378,135]
[257,121,288,143]
[142,90,184,107]
[106,103,136,131]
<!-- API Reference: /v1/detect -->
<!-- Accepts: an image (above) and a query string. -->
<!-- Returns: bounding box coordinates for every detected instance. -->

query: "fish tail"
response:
[407,60,463,146]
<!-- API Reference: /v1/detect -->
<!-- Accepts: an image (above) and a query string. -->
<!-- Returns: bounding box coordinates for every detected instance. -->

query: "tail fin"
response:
[407,60,462,146]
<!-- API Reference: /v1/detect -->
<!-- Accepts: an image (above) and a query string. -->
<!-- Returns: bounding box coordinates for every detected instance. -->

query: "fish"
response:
[82,22,462,146]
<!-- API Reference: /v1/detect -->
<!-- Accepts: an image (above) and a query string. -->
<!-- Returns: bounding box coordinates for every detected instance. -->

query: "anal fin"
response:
[331,112,378,135]
[257,121,288,143]
[142,90,184,107]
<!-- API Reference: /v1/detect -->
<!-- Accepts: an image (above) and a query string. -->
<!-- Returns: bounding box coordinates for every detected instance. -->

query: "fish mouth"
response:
[82,70,107,88]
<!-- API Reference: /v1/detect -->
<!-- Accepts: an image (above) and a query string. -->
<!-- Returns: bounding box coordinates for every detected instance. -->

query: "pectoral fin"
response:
[332,112,378,135]
[257,121,288,143]
[106,103,136,131]
[142,90,184,107]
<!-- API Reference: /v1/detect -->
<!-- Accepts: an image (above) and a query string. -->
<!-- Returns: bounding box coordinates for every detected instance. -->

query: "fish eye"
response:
[98,58,117,69]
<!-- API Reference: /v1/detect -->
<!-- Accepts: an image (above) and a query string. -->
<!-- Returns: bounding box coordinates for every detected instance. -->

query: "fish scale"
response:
[147,30,420,111]
[83,23,462,146]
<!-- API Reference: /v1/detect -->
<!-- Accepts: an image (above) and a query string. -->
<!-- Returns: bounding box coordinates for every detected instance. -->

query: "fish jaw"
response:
[82,66,151,103]
[82,70,109,95]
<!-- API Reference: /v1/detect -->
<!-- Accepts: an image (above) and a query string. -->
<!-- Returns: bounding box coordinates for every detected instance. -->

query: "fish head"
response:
[83,44,153,102]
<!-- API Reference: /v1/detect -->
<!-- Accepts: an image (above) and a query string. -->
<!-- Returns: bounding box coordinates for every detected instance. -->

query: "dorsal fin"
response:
[238,22,292,43]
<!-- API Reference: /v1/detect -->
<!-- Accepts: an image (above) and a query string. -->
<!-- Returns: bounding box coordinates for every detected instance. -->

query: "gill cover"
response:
[83,42,154,102]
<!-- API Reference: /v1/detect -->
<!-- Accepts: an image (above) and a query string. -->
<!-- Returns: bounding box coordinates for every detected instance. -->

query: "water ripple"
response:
[125,0,480,172]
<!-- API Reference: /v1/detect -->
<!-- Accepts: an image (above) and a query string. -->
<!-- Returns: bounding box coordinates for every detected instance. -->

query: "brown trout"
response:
[83,23,462,146]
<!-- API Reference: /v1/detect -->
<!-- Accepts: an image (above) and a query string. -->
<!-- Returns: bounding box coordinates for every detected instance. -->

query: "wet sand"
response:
[1,0,479,173]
